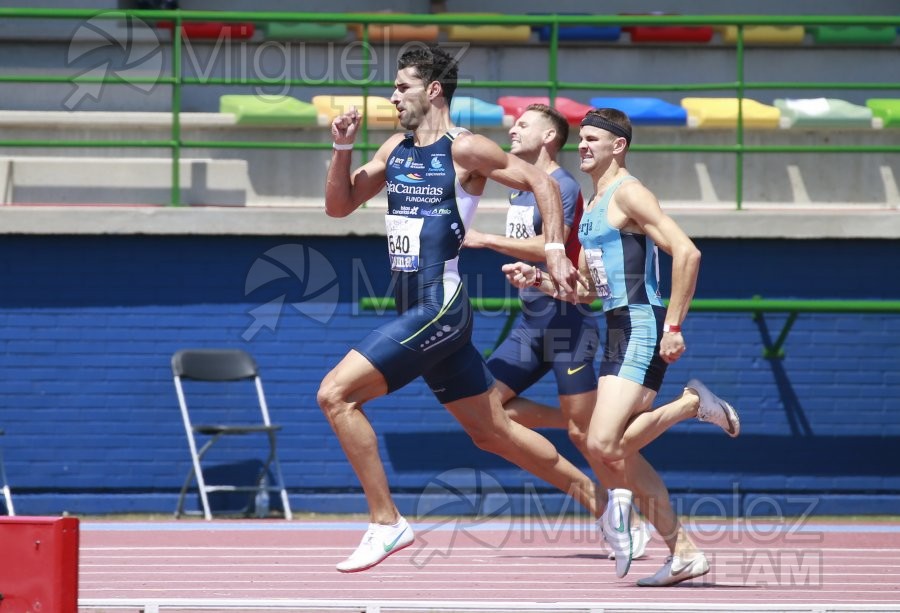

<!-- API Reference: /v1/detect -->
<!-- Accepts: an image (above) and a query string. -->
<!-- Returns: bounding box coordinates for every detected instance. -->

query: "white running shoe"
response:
[609,513,651,560]
[336,516,414,573]
[636,553,710,587]
[600,489,633,577]
[687,379,741,438]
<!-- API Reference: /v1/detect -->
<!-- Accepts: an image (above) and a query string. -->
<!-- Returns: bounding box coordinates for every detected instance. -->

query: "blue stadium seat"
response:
[589,97,688,126]
[451,96,507,128]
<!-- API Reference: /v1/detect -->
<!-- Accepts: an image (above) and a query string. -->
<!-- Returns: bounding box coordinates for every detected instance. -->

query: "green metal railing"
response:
[359,296,900,359]
[0,9,898,207]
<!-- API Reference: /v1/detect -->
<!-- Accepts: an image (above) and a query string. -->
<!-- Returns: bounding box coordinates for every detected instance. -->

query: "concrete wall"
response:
[1,233,899,518]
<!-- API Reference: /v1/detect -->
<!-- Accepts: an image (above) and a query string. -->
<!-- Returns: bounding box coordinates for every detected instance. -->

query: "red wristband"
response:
[532,267,543,287]
[663,323,681,333]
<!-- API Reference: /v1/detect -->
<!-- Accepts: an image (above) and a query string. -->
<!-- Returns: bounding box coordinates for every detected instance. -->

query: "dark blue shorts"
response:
[355,281,493,404]
[598,304,668,392]
[487,297,599,396]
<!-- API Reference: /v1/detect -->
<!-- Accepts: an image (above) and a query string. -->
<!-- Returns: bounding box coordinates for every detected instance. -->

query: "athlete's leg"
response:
[495,380,568,429]
[444,386,602,518]
[317,350,397,524]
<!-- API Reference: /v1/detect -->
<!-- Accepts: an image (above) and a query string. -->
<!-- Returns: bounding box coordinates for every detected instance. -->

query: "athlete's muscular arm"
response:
[501,247,595,304]
[464,226,572,262]
[324,107,403,218]
[615,181,701,364]
[452,133,578,296]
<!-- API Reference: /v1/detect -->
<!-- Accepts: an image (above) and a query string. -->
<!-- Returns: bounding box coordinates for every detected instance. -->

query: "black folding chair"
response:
[171,349,292,520]
[0,429,14,516]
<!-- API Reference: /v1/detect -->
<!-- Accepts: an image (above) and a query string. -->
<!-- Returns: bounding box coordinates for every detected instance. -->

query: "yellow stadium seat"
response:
[444,15,531,42]
[681,98,781,129]
[721,25,805,45]
[312,95,399,129]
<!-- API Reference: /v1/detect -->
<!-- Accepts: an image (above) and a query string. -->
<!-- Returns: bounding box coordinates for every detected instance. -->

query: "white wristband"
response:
[544,242,565,251]
[332,142,354,151]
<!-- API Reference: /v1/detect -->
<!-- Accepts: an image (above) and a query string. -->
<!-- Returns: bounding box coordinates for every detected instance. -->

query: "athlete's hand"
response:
[659,331,686,364]
[545,249,578,302]
[462,228,488,249]
[502,261,537,289]
[331,106,361,145]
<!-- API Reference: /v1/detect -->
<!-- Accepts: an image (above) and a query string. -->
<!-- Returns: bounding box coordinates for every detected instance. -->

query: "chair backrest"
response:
[172,349,259,381]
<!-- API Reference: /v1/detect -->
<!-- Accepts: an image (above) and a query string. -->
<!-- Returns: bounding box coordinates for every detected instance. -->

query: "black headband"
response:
[580,113,632,145]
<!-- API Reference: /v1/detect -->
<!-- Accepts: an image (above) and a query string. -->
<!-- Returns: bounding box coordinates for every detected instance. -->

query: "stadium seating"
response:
[450,96,508,128]
[681,97,781,128]
[312,95,399,128]
[774,98,877,129]
[219,95,322,126]
[157,21,255,41]
[721,25,805,44]
[262,22,348,41]
[589,97,688,125]
[866,99,900,128]
[348,19,439,42]
[444,15,532,42]
[497,96,592,124]
[810,26,897,45]
[626,25,714,43]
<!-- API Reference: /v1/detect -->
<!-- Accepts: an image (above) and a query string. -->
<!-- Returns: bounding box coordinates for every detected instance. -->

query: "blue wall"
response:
[1,235,898,517]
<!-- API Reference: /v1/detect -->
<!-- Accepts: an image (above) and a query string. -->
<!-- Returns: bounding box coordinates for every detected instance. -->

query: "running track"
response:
[78,519,900,612]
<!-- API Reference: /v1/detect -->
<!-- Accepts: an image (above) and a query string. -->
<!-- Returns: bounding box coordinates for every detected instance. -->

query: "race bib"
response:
[505,205,536,239]
[585,248,610,298]
[385,214,423,272]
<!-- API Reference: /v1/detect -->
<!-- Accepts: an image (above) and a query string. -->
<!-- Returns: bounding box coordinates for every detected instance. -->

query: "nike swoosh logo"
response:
[567,364,587,375]
[671,561,695,576]
[383,527,408,553]
[615,507,626,533]
[719,401,736,434]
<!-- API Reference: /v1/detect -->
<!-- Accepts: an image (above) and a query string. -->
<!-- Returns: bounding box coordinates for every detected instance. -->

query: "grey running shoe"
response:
[636,553,710,587]
[608,509,651,560]
[687,379,740,438]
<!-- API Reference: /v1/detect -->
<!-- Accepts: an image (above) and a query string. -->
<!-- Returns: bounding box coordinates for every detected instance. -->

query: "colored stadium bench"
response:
[262,22,348,41]
[444,15,532,42]
[219,95,321,127]
[450,96,508,128]
[158,21,255,41]
[348,18,439,42]
[497,96,592,125]
[721,25,805,45]
[312,95,399,129]
[588,97,687,126]
[626,25,714,43]
[681,97,781,129]
[866,99,900,128]
[774,98,877,129]
[810,26,897,45]
[535,23,620,42]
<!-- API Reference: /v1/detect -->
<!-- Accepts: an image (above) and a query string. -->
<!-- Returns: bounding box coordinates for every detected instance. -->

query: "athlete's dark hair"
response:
[397,44,459,104]
[524,103,569,151]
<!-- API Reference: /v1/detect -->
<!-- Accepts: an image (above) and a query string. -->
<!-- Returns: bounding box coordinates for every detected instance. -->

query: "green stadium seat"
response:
[810,26,897,45]
[866,99,900,128]
[774,98,876,129]
[681,97,781,129]
[263,22,348,41]
[219,95,320,126]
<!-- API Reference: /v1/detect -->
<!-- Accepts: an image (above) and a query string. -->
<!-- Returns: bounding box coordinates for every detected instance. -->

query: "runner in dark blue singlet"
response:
[318,44,596,575]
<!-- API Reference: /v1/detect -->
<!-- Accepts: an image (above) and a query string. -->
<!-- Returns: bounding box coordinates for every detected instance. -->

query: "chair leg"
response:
[265,431,292,520]
[176,435,220,520]
[0,448,13,516]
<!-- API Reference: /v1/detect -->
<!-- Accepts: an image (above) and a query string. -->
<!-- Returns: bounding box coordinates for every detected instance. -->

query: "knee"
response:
[466,426,507,454]
[316,376,347,419]
[566,422,589,453]
[586,433,626,463]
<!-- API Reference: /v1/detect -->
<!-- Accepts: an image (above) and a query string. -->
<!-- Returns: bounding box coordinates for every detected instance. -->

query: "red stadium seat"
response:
[497,96,593,125]
[158,21,255,41]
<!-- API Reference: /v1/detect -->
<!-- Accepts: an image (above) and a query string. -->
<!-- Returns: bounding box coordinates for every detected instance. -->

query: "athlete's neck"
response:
[592,160,629,196]
[412,107,453,147]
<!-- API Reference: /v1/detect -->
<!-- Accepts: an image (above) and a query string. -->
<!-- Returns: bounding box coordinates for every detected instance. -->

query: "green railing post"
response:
[548,21,559,107]
[170,12,183,206]
[735,25,745,211]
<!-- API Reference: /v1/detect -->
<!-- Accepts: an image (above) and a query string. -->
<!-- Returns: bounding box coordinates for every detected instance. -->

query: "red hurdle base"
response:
[0,516,79,613]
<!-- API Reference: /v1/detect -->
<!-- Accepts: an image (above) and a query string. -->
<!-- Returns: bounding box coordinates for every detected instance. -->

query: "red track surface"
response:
[78,519,900,610]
